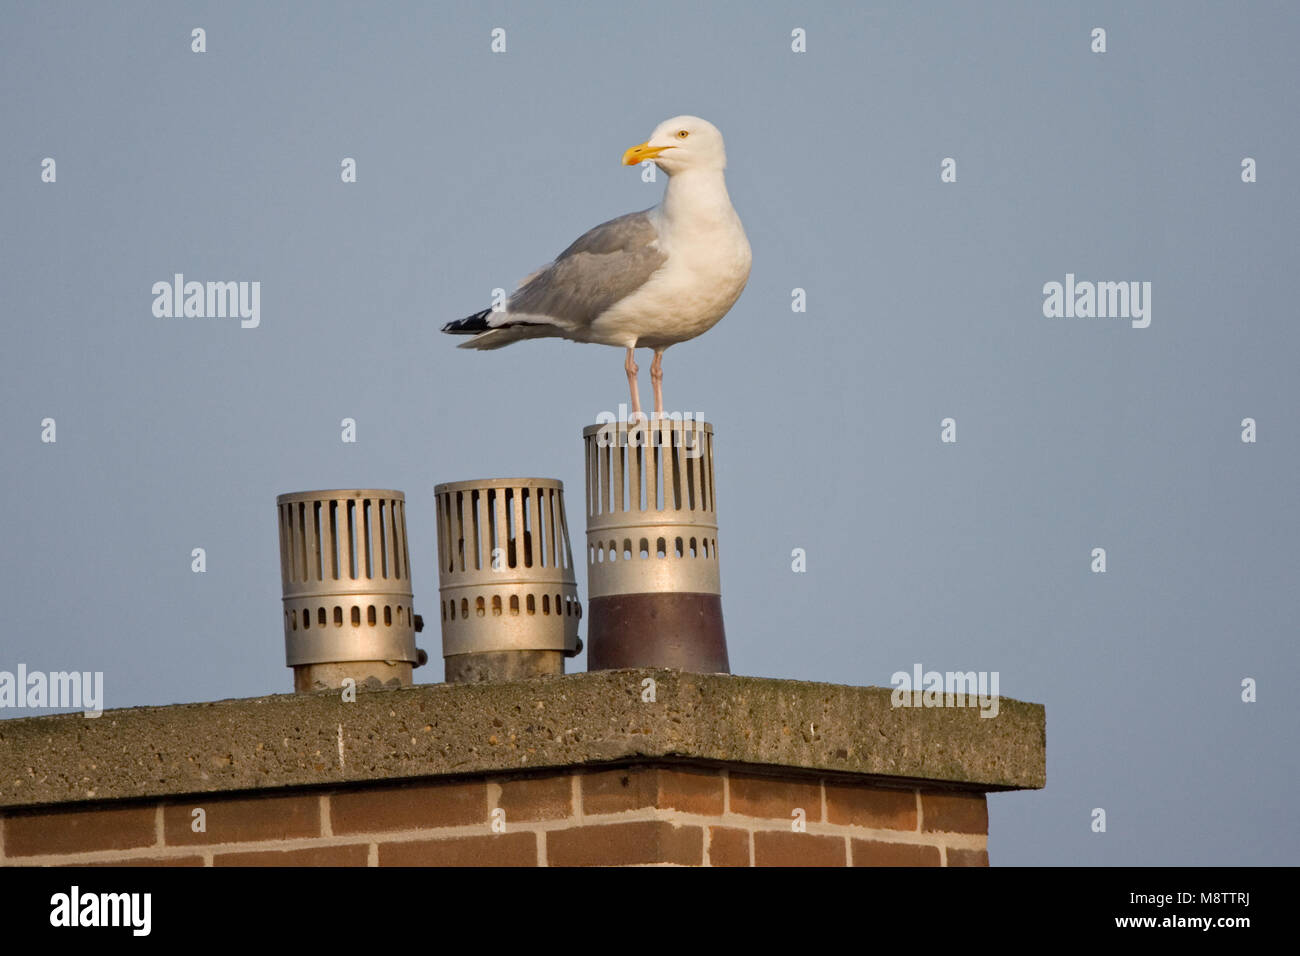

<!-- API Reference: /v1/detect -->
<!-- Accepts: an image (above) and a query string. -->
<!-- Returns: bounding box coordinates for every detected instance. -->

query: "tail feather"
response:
[443,307,562,350]
[441,308,493,335]
[455,324,558,350]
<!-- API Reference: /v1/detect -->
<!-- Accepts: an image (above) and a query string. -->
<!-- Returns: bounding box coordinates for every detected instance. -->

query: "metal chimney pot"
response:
[583,419,729,673]
[277,489,425,692]
[434,478,582,683]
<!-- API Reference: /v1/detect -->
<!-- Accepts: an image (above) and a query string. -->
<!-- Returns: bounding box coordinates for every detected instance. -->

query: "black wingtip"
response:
[442,307,493,335]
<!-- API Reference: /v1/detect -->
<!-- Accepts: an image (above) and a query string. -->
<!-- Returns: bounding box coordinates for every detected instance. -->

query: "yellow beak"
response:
[622,142,674,166]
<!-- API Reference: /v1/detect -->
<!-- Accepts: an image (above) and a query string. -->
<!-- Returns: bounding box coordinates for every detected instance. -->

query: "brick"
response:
[164,793,319,845]
[707,826,750,867]
[214,844,370,867]
[581,767,659,815]
[82,855,205,867]
[921,792,988,834]
[496,773,572,822]
[825,782,916,830]
[946,848,990,867]
[330,780,486,835]
[4,804,156,857]
[582,765,724,817]
[656,767,725,815]
[379,832,537,866]
[753,831,846,867]
[728,772,822,822]
[547,821,703,866]
[850,840,941,867]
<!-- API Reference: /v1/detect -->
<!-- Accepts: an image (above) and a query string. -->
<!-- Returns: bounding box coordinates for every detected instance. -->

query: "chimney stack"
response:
[434,478,582,683]
[583,419,729,673]
[276,489,425,692]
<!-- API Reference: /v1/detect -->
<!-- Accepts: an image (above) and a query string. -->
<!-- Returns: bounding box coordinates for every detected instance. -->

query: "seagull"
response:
[442,115,751,417]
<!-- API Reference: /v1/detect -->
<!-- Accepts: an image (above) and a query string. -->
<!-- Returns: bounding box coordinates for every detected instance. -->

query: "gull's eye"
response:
[676,129,689,139]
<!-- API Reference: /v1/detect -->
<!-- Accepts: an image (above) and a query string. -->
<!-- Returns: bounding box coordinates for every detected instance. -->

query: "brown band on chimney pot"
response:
[587,593,728,673]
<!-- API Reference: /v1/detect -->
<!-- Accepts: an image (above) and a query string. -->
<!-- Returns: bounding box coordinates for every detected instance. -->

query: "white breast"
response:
[588,171,752,350]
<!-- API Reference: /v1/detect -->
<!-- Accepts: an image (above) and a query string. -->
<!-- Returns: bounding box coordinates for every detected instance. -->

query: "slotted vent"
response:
[582,419,721,598]
[277,489,420,668]
[434,478,581,660]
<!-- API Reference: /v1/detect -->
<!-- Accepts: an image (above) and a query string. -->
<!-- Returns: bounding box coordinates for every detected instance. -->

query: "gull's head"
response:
[622,115,727,175]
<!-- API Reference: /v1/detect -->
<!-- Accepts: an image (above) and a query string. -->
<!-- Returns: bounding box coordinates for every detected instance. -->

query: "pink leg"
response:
[650,349,665,416]
[625,348,642,416]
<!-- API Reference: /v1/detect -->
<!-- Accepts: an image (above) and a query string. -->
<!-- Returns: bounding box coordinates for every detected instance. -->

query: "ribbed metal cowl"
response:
[582,419,728,673]
[434,478,581,682]
[276,489,422,690]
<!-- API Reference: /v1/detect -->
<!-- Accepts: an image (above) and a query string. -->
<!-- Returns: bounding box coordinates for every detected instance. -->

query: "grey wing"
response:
[505,209,668,330]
